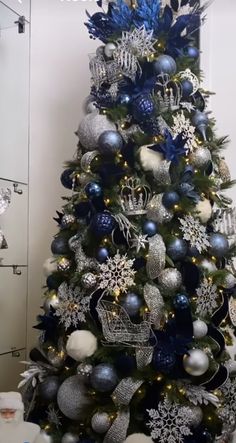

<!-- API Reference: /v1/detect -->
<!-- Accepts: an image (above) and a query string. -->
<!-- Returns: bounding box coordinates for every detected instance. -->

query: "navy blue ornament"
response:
[118,94,131,105]
[139,117,160,136]
[209,233,229,258]
[121,293,142,317]
[90,212,116,237]
[143,220,157,237]
[115,354,136,377]
[39,376,60,401]
[90,363,118,392]
[132,94,155,121]
[98,131,123,156]
[167,238,188,261]
[181,79,194,99]
[192,110,209,140]
[46,274,63,291]
[152,349,176,373]
[60,168,75,190]
[97,247,109,263]
[153,55,177,76]
[85,182,103,198]
[186,46,199,59]
[51,237,70,255]
[162,191,180,209]
[173,294,190,310]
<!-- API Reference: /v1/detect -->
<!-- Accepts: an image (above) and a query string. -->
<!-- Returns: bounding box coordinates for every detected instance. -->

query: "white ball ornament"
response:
[125,434,154,443]
[139,145,164,172]
[195,198,212,223]
[104,42,117,58]
[66,330,97,362]
[199,258,217,273]
[193,319,208,339]
[77,113,116,151]
[183,349,209,376]
[43,257,57,277]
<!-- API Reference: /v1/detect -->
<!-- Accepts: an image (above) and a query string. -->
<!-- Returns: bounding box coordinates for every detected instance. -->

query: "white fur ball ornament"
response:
[195,198,212,223]
[124,434,154,443]
[66,330,97,362]
[139,145,170,184]
[43,257,57,277]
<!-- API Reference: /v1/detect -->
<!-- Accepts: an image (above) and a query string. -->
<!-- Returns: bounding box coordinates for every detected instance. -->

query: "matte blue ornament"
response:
[186,46,199,59]
[181,79,194,99]
[85,182,103,198]
[97,247,109,263]
[132,94,155,121]
[209,233,229,258]
[153,55,177,76]
[152,349,176,373]
[118,94,131,105]
[187,245,200,258]
[121,293,142,317]
[162,191,180,209]
[60,168,75,190]
[192,110,209,141]
[46,274,63,291]
[143,220,158,237]
[51,237,70,255]
[98,130,123,156]
[167,238,188,261]
[90,363,118,392]
[90,212,116,237]
[39,376,60,401]
[173,294,190,310]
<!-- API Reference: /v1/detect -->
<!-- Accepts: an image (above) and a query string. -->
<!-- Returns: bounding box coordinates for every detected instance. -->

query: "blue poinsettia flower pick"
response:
[150,129,188,164]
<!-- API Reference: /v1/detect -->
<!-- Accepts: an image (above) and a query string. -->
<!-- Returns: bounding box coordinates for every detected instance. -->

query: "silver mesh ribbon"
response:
[69,234,99,273]
[213,208,236,237]
[144,282,164,329]
[103,409,130,443]
[81,150,99,173]
[136,347,153,369]
[112,377,144,406]
[146,234,166,280]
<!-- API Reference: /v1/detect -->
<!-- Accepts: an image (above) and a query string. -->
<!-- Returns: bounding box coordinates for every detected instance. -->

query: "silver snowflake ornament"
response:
[116,26,157,58]
[55,282,91,329]
[172,111,198,152]
[147,397,192,443]
[196,278,219,317]
[98,251,136,294]
[131,233,148,253]
[179,215,210,253]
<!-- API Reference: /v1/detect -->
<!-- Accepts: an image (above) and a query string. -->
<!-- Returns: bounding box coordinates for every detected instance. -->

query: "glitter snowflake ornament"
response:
[131,233,148,253]
[116,26,157,59]
[196,278,219,317]
[147,397,192,443]
[55,282,91,329]
[179,215,210,253]
[172,111,198,152]
[98,251,136,295]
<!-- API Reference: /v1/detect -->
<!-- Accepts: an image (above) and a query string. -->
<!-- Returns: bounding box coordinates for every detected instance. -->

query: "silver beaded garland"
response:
[158,268,182,294]
[81,272,97,289]
[189,147,212,169]
[91,412,111,434]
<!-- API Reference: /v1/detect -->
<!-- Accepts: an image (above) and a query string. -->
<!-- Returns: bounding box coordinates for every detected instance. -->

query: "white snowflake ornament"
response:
[179,215,210,253]
[131,233,148,253]
[98,251,136,295]
[147,397,192,443]
[55,282,91,329]
[172,111,198,152]
[116,26,157,59]
[196,278,219,317]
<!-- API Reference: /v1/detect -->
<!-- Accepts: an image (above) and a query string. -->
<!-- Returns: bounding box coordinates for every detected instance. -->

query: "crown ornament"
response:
[120,177,152,216]
[155,73,181,112]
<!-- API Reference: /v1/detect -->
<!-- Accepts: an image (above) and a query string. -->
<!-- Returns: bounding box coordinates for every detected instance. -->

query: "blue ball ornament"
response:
[132,94,155,121]
[118,94,131,105]
[98,130,123,156]
[97,247,109,263]
[90,212,116,237]
[181,79,194,99]
[192,110,208,128]
[209,233,229,258]
[162,191,180,209]
[152,349,176,373]
[143,220,158,237]
[85,182,103,198]
[173,294,190,310]
[186,46,199,59]
[153,55,177,76]
[121,293,142,317]
[90,364,118,392]
[167,238,188,261]
[60,168,75,190]
[51,237,70,255]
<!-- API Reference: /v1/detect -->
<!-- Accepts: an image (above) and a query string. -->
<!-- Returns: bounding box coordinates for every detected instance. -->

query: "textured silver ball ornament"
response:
[189,147,212,169]
[193,319,208,339]
[61,214,76,229]
[91,412,111,434]
[104,42,117,58]
[188,406,203,428]
[77,362,93,379]
[147,194,173,224]
[222,272,236,289]
[77,113,116,151]
[158,268,182,294]
[81,272,97,289]
[57,376,92,420]
[183,349,209,376]
[61,433,80,443]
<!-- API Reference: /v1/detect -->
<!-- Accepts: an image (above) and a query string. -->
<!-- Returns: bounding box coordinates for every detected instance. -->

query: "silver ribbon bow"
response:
[146,233,166,280]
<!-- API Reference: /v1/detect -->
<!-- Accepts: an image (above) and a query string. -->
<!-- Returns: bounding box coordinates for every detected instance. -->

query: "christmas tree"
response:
[21,1,236,442]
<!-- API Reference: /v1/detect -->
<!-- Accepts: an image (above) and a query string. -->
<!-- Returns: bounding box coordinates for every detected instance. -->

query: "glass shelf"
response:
[0,1,29,31]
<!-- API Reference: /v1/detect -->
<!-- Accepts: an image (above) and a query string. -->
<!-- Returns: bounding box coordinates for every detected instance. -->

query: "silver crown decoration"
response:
[213,208,236,238]
[120,177,151,216]
[155,74,181,112]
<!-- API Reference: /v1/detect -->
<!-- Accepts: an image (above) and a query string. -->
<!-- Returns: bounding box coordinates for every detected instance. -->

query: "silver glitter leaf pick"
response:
[146,234,166,280]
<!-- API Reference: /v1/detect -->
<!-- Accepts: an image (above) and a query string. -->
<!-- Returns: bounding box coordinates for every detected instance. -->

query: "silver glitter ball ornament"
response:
[189,147,212,169]
[81,272,97,289]
[158,268,182,294]
[183,349,209,376]
[193,319,208,339]
[104,42,117,58]
[43,292,60,314]
[57,257,72,272]
[91,412,111,434]
[223,272,236,289]
[57,376,92,420]
[188,406,203,428]
[77,113,116,151]
[147,194,173,224]
[61,214,76,229]
[61,433,80,443]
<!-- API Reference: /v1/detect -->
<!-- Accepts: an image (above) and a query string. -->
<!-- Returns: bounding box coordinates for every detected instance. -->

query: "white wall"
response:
[27,0,97,349]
